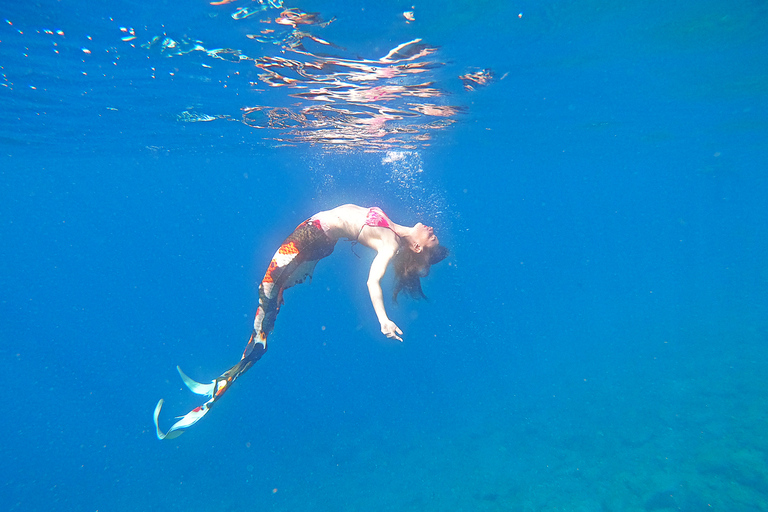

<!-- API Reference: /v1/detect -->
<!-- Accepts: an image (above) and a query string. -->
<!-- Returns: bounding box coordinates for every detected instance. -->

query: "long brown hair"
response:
[392,244,449,302]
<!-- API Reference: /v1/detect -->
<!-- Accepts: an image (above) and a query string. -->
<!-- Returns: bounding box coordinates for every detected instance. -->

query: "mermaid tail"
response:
[153,218,336,440]
[177,365,216,396]
[153,398,212,440]
[153,343,264,440]
[153,366,217,440]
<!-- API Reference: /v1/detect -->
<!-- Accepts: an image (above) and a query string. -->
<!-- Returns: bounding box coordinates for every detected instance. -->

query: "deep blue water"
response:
[2,1,768,511]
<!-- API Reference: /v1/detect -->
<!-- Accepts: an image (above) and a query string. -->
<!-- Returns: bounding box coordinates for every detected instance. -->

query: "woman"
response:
[154,204,447,439]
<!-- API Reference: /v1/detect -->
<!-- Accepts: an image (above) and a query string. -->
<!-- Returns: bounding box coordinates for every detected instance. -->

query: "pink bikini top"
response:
[365,207,393,229]
[357,207,397,240]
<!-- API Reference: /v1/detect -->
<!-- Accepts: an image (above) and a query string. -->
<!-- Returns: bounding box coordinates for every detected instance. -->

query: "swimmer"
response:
[154,204,448,439]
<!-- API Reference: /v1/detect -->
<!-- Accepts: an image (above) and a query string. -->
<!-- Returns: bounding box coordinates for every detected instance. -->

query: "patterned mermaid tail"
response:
[153,344,262,440]
[153,219,336,440]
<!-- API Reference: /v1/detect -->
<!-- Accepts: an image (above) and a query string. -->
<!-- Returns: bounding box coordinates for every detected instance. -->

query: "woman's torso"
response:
[310,204,400,252]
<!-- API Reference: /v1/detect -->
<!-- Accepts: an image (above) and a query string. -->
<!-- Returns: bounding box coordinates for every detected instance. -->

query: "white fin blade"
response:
[176,366,215,396]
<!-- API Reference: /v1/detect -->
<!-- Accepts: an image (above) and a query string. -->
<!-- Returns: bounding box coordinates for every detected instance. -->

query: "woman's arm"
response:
[367,250,403,341]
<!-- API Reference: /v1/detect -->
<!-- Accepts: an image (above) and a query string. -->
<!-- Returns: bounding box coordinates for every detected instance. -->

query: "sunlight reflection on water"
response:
[134,1,491,151]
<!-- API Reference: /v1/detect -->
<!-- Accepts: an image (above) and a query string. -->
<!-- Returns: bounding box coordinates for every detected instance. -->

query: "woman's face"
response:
[413,222,439,251]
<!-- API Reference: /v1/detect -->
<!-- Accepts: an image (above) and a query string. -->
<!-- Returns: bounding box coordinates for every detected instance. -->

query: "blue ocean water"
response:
[2,0,767,510]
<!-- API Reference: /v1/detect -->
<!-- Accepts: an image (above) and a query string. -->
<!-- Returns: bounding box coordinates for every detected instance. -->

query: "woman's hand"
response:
[380,319,403,342]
